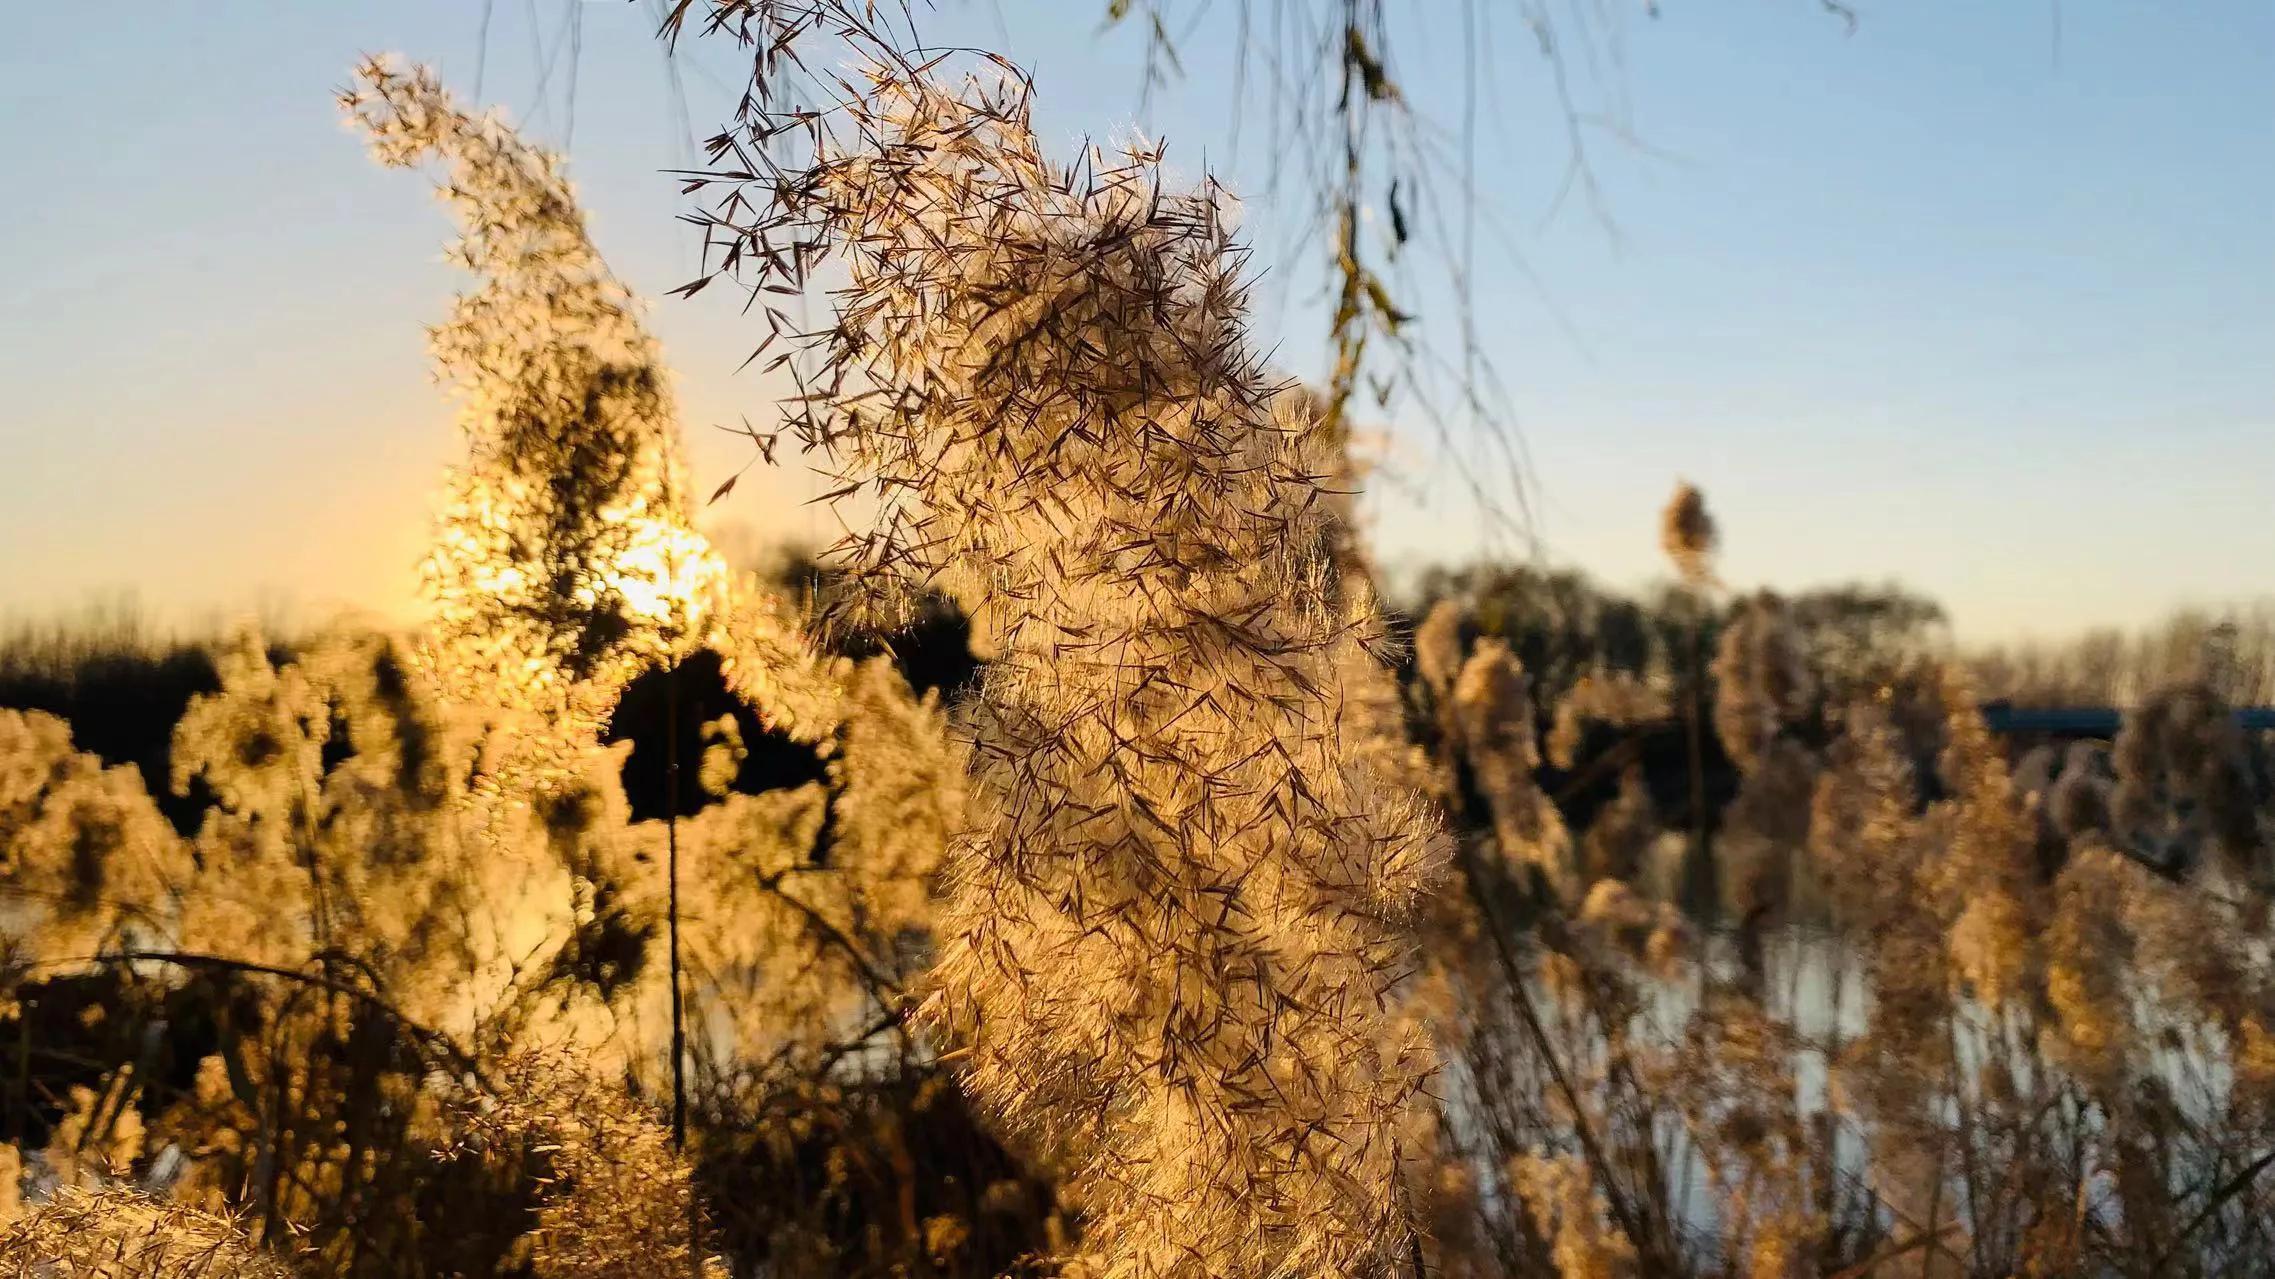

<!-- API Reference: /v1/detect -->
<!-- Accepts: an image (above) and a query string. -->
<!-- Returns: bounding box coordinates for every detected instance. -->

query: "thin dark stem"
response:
[2154,1145,2275,1272]
[56,949,486,1084]
[755,865,907,1006]
[1684,606,1711,920]
[12,1001,26,1143]
[1551,719,1677,807]
[664,651,702,1274]
[1449,840,1656,1260]
[667,655,688,1151]
[1427,700,1657,1262]
[1826,1224,1963,1279]
[473,0,496,100]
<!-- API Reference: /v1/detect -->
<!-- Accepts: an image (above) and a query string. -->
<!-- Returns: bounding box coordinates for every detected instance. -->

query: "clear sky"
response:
[2,2,2268,643]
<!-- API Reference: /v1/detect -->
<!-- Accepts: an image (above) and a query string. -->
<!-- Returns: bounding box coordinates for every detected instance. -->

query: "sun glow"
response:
[579,509,728,637]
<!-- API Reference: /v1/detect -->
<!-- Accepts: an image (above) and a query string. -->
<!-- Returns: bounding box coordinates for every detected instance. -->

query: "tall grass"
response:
[1,10,2271,1277]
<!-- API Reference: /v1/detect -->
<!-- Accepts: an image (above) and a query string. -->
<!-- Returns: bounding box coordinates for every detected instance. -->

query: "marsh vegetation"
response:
[2,5,2270,1276]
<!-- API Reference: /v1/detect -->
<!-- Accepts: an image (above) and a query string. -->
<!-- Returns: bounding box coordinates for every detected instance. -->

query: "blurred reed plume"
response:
[1660,480,1719,590]
[0,48,1031,1278]
[1396,499,2275,1278]
[450,1052,724,1277]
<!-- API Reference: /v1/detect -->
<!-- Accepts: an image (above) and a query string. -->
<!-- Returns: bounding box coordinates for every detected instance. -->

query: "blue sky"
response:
[1,2,2268,642]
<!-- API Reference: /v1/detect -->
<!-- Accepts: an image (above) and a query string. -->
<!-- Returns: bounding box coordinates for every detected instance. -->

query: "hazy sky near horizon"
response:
[2,2,2269,644]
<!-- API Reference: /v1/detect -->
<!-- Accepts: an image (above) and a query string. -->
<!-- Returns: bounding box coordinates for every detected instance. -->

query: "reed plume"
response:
[1659,480,1718,588]
[0,1187,294,1278]
[692,56,1445,1277]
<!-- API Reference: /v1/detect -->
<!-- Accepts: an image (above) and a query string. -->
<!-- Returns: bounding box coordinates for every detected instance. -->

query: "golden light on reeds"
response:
[1,6,2272,1274]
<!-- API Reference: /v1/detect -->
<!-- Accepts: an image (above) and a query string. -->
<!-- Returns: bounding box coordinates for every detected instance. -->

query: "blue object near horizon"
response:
[1980,703,2275,736]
